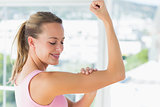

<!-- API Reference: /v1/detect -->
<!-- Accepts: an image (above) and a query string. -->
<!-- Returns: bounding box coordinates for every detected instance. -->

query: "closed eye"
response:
[49,42,56,45]
[49,42,64,45]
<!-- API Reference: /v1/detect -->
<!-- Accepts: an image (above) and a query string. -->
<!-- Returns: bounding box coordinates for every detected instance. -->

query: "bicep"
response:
[44,70,120,96]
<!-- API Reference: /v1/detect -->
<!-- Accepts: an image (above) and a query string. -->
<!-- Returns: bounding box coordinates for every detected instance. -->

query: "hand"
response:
[80,67,98,75]
[89,0,110,21]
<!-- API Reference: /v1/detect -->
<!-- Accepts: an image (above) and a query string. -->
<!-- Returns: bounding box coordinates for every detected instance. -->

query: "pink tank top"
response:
[14,70,68,107]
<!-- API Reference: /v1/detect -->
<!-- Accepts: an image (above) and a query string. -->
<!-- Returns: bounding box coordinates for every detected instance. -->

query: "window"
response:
[110,0,160,107]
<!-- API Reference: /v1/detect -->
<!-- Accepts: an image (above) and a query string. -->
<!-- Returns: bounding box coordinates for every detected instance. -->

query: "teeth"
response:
[51,54,59,58]
[54,55,59,56]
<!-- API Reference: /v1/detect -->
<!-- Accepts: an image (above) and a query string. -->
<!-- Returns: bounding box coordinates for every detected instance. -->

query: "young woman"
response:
[10,0,125,107]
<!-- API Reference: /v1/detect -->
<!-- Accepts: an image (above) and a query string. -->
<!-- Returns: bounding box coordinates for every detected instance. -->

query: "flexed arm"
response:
[72,0,125,107]
[90,0,125,78]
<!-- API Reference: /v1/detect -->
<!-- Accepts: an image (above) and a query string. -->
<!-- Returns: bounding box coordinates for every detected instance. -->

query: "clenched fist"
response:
[90,0,110,21]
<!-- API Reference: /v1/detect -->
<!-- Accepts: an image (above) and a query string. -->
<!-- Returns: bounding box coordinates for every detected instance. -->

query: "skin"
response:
[16,0,125,106]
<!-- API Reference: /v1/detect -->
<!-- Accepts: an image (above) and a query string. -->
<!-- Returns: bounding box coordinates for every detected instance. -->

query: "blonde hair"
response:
[9,12,62,84]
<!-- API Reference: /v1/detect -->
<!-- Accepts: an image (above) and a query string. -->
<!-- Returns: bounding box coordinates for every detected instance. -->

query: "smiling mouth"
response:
[50,54,60,59]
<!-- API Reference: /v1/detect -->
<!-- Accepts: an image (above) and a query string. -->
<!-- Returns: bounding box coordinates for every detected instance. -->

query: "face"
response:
[32,22,64,65]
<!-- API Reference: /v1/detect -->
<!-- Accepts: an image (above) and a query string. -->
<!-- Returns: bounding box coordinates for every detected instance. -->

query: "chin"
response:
[54,63,59,65]
[50,61,59,65]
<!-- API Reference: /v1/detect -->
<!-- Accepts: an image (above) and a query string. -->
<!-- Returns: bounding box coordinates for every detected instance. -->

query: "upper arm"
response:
[39,69,124,96]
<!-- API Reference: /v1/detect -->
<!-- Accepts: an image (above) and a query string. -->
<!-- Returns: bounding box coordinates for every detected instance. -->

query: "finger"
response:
[81,68,85,74]
[86,71,89,75]
[82,70,85,74]
[91,1,99,9]
[86,67,90,72]
[94,68,98,71]
[92,0,103,8]
[89,70,92,73]
[90,4,96,13]
[89,68,93,73]
[87,67,92,75]
[92,4,99,9]
[85,70,89,75]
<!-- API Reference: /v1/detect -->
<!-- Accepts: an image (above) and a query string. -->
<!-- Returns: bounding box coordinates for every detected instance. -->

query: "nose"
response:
[56,44,63,53]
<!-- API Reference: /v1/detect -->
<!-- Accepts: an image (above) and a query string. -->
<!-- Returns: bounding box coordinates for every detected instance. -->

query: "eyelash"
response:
[49,42,64,45]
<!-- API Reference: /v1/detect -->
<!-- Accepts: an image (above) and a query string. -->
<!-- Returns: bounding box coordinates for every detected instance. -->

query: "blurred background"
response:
[0,0,160,107]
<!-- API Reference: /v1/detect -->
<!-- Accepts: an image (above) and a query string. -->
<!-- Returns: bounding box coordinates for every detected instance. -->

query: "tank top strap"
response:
[15,70,43,86]
[25,70,43,85]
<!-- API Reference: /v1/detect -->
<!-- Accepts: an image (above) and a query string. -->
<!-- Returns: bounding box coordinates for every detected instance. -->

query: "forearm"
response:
[103,17,125,76]
[72,93,96,107]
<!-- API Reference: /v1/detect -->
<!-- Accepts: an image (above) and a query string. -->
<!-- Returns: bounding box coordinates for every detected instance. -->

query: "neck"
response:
[24,50,48,72]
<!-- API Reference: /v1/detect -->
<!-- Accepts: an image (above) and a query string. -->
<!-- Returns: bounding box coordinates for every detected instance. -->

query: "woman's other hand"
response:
[80,67,98,75]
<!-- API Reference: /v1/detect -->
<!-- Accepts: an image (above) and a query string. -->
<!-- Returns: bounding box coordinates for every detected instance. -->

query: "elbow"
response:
[108,62,126,82]
[110,66,125,83]
[107,65,126,84]
[119,72,126,81]
[117,69,126,82]
[117,63,126,81]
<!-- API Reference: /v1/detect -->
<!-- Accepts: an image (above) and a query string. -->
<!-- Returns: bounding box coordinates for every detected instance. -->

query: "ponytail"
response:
[9,21,28,85]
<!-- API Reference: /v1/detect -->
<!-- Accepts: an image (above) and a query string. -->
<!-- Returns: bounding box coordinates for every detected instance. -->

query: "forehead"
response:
[40,22,64,40]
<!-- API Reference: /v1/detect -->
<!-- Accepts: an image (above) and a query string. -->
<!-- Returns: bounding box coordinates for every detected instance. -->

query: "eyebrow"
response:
[48,37,65,40]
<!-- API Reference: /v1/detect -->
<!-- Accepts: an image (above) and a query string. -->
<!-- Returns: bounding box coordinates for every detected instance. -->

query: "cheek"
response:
[35,43,51,60]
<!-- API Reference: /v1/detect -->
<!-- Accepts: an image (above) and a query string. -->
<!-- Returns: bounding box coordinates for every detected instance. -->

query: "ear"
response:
[28,36,36,48]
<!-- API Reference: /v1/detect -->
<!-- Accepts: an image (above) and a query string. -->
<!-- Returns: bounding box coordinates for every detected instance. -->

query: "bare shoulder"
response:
[29,71,56,105]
